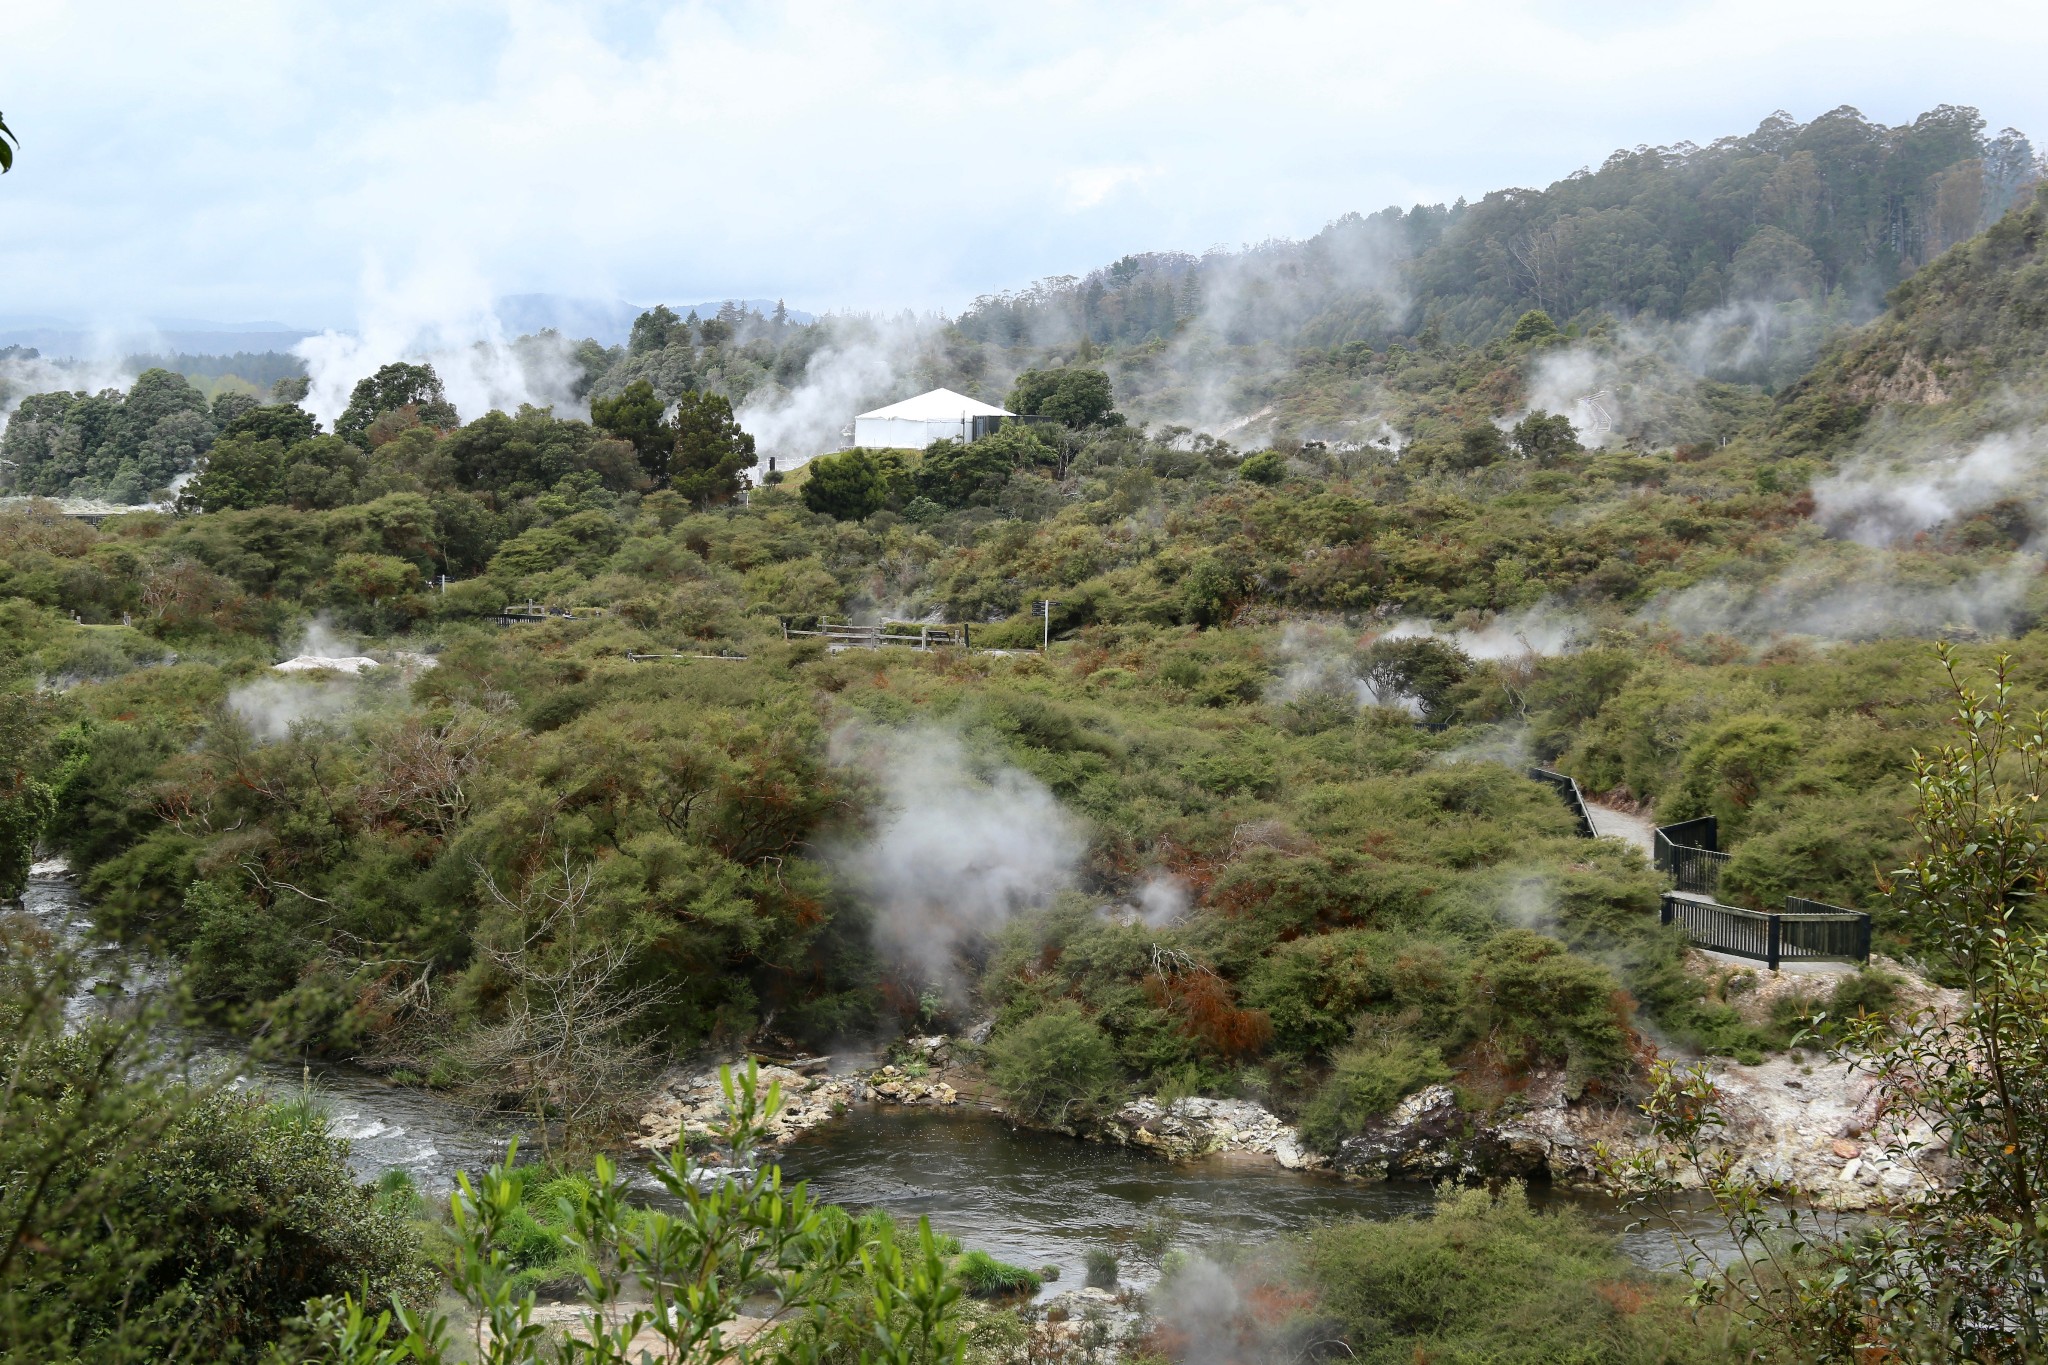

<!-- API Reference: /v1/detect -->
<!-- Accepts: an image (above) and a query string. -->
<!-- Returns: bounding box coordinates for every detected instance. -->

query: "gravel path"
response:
[1586,801,1657,857]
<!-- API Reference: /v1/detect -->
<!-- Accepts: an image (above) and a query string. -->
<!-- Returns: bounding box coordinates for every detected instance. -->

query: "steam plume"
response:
[832,727,1084,995]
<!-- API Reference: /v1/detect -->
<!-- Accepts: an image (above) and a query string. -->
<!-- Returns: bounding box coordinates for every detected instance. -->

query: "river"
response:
[19,866,1719,1290]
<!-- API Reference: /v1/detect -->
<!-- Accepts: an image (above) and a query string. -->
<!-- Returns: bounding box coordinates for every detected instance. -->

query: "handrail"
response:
[1661,891,1870,967]
[1527,767,1597,839]
[779,618,969,650]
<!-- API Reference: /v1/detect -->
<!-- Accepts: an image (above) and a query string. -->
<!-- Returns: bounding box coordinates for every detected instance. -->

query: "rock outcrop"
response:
[634,1062,857,1152]
[1329,1072,1632,1187]
[1099,1096,1326,1170]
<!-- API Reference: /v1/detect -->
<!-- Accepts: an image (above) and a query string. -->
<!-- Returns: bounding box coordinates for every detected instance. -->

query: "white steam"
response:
[1131,874,1190,927]
[1814,430,2044,547]
[833,727,1084,993]
[1268,621,1420,714]
[1382,600,1586,660]
[1639,554,2042,642]
[1523,347,1623,447]
[736,313,945,468]
[295,258,588,429]
[0,351,144,442]
[227,676,359,742]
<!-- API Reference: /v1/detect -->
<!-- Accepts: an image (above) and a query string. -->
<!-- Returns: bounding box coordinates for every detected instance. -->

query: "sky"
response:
[5,0,2048,333]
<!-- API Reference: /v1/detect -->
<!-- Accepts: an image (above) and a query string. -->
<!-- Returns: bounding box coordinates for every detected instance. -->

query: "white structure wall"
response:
[851,388,1011,450]
[853,415,970,448]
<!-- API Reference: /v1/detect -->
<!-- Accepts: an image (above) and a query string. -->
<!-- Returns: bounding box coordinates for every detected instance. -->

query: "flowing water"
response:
[18,866,1723,1288]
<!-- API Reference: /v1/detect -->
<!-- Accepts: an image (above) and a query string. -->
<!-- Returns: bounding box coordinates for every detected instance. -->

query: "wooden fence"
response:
[1660,891,1870,967]
[492,602,609,623]
[780,619,969,650]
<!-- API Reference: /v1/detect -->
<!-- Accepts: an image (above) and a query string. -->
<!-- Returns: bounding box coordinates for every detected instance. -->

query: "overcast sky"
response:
[5,0,2047,332]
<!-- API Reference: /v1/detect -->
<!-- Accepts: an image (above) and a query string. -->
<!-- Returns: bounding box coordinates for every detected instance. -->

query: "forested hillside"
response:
[4,172,2047,1120]
[5,104,2037,506]
[10,93,2048,1360]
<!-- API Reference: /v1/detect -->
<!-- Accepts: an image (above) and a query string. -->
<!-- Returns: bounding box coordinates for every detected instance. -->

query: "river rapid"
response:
[19,866,1717,1290]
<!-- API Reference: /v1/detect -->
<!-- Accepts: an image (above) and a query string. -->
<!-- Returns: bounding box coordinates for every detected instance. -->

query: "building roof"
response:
[856,387,1012,421]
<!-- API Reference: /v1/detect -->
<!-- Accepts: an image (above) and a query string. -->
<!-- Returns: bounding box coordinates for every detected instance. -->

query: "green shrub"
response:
[1084,1247,1119,1288]
[955,1249,1041,1297]
[1296,1184,1741,1363]
[985,1001,1122,1124]
[1464,930,1633,1093]
[1298,1033,1452,1152]
[1238,450,1288,485]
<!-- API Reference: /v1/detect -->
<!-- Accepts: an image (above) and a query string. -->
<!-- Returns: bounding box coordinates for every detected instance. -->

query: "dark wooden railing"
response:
[1652,815,1717,872]
[1660,892,1870,967]
[1653,816,1869,964]
[1527,768,1597,839]
[1653,815,1730,896]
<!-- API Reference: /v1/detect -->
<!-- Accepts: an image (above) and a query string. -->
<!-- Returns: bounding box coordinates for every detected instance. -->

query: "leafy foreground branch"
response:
[1610,649,2048,1363]
[309,1062,966,1365]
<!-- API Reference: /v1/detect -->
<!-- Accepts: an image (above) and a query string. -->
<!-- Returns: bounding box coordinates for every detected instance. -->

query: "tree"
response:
[913,438,1011,510]
[460,857,666,1157]
[1238,449,1287,485]
[628,305,684,356]
[183,433,284,512]
[1007,367,1123,428]
[335,363,457,449]
[1509,410,1581,463]
[0,693,61,898]
[985,1002,1121,1124]
[0,926,430,1361]
[0,111,15,173]
[801,448,894,520]
[1506,309,1562,344]
[666,389,756,506]
[222,401,319,446]
[588,377,668,481]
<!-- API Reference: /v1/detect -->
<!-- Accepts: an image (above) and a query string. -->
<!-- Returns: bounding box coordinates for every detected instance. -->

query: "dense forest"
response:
[7,100,2048,1362]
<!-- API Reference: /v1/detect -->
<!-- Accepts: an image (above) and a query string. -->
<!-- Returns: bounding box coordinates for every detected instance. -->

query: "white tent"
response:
[853,388,1012,450]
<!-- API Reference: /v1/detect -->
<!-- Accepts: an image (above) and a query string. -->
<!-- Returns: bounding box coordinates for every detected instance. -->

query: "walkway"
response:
[1586,801,1656,856]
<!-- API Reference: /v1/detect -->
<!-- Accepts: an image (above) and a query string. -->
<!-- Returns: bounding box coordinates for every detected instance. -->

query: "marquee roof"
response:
[856,387,1012,420]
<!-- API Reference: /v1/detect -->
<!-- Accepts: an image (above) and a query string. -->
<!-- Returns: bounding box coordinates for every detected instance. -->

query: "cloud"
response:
[8,2,2048,325]
[831,726,1084,996]
[1062,164,1161,212]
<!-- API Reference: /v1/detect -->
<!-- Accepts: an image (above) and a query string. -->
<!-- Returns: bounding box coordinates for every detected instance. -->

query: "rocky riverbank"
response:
[635,1007,1945,1210]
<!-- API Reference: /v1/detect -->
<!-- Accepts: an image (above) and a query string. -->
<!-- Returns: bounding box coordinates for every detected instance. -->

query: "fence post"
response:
[1766,914,1781,971]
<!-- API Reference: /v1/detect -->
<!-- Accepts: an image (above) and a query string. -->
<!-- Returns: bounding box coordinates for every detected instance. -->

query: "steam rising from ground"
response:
[736,314,945,468]
[832,727,1083,994]
[227,677,359,742]
[295,259,587,428]
[1639,554,2042,642]
[0,352,143,440]
[226,619,373,741]
[1814,430,2045,547]
[1381,600,1586,661]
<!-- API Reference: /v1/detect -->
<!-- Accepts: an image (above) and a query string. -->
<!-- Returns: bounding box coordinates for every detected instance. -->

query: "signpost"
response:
[1031,599,1057,651]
